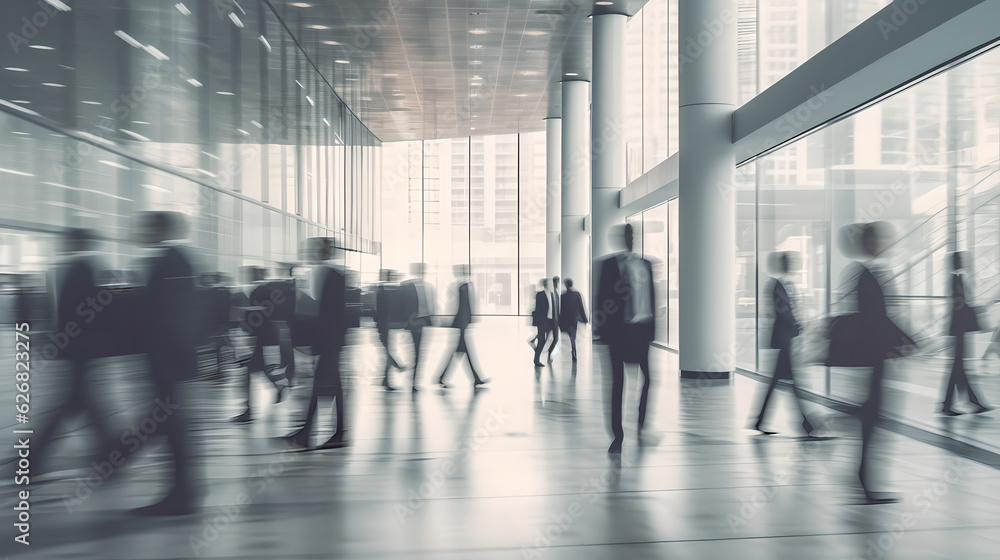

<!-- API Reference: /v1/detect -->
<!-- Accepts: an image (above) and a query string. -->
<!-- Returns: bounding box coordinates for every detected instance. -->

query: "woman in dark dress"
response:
[941,252,991,415]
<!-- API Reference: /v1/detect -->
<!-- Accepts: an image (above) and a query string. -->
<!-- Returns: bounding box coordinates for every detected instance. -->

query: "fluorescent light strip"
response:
[115,30,143,49]
[0,167,34,177]
[43,0,72,11]
[144,45,170,61]
[98,160,130,170]
[229,13,244,28]
[175,3,191,16]
[259,35,272,52]
[187,78,203,87]
[120,129,151,142]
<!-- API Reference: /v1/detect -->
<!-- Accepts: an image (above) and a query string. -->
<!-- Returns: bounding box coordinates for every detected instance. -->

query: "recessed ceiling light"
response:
[470,44,484,49]
[115,30,143,48]
[469,29,487,35]
[201,151,220,160]
[0,166,34,177]
[237,128,250,135]
[99,160,130,170]
[291,2,312,6]
[306,24,328,30]
[82,100,102,105]
[515,94,527,97]
[132,121,150,125]
[5,67,29,72]
[142,183,169,193]
[250,120,263,128]
[11,131,30,135]
[595,1,614,5]
[120,129,151,142]
[335,59,350,64]
[42,82,66,87]
[216,91,235,96]
[175,3,191,16]
[346,78,360,81]
[524,30,548,36]
[186,78,203,87]
[29,45,55,50]
[259,35,272,51]
[144,45,170,61]
[229,13,244,28]
[306,95,315,106]
[322,117,331,127]
[565,72,578,76]
[295,79,305,88]
[11,100,30,104]
[322,40,341,45]
[471,127,476,130]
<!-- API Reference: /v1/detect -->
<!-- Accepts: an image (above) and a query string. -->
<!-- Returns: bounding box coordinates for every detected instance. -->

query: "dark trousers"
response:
[242,335,291,411]
[301,348,344,439]
[609,341,651,444]
[533,324,549,365]
[565,325,578,357]
[439,327,484,384]
[943,333,983,408]
[859,360,884,492]
[545,319,560,357]
[150,368,194,496]
[754,346,809,427]
[408,320,429,384]
[35,359,113,467]
[379,327,401,382]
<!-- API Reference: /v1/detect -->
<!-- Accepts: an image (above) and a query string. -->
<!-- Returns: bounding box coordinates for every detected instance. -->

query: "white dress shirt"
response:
[620,252,653,324]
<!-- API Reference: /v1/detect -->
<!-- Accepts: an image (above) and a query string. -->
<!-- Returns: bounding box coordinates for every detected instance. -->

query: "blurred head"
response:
[608,223,634,253]
[62,227,97,253]
[453,264,470,279]
[307,237,335,263]
[564,278,574,290]
[768,251,801,276]
[379,268,392,282]
[552,276,560,289]
[410,262,425,278]
[951,251,966,272]
[138,211,187,246]
[861,221,894,257]
[540,278,549,289]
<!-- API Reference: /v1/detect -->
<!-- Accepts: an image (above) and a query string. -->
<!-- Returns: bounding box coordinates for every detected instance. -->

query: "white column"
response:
[678,0,737,379]
[591,13,627,306]
[562,80,590,297]
[546,117,562,279]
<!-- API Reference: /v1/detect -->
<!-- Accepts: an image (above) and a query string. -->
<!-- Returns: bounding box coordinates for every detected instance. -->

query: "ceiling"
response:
[0,0,648,145]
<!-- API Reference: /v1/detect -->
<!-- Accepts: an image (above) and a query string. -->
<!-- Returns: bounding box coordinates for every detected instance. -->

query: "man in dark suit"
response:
[543,276,561,361]
[530,278,553,367]
[34,228,114,472]
[596,223,656,454]
[750,252,813,436]
[287,238,348,449]
[559,278,588,362]
[376,269,404,391]
[436,265,491,388]
[135,212,199,515]
[401,263,433,392]
[232,267,291,423]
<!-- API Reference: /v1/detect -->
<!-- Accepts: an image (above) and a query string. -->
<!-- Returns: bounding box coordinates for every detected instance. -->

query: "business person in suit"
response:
[559,278,588,362]
[596,223,656,454]
[751,252,814,436]
[839,222,914,503]
[401,263,434,391]
[437,265,491,389]
[287,238,348,449]
[34,228,114,473]
[941,252,992,415]
[543,276,561,361]
[135,212,199,515]
[530,278,553,367]
[376,269,404,391]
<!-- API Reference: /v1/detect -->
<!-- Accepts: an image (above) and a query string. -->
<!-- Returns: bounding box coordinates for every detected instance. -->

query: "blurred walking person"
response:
[543,276,561,361]
[941,252,992,415]
[287,238,348,449]
[135,212,199,515]
[530,278,553,367]
[597,224,656,454]
[559,278,588,362]
[401,263,434,391]
[436,265,491,389]
[34,228,114,473]
[750,252,815,436]
[376,269,405,391]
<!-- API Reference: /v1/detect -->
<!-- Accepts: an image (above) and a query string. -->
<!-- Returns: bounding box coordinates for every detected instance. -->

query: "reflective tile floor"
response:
[2,317,999,559]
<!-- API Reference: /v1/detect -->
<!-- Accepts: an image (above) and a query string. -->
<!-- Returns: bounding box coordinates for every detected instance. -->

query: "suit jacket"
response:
[856,264,913,364]
[531,289,550,327]
[375,284,393,334]
[769,278,800,350]
[596,253,656,348]
[56,256,97,360]
[452,282,474,329]
[559,289,588,331]
[949,273,980,335]
[316,265,347,355]
[401,280,432,329]
[144,246,197,382]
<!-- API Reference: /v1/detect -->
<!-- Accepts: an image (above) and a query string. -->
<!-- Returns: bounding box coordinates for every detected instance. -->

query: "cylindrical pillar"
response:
[591,13,627,307]
[546,117,563,279]
[678,0,737,379]
[562,80,590,297]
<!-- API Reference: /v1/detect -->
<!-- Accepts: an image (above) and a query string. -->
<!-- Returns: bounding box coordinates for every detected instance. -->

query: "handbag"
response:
[824,313,869,367]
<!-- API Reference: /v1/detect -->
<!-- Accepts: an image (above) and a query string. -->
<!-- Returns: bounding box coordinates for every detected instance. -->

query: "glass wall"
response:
[381,132,547,316]
[0,0,382,281]
[734,43,1000,393]
[626,199,679,347]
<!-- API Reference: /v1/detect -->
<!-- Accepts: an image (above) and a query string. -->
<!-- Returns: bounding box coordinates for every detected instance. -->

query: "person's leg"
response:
[609,345,625,452]
[533,326,547,365]
[410,325,424,388]
[33,364,83,467]
[859,361,884,495]
[76,359,114,452]
[547,321,560,359]
[568,326,578,360]
[954,334,986,407]
[637,348,652,431]
[380,328,396,389]
[943,336,961,410]
[754,348,787,430]
[331,349,345,439]
[458,328,486,384]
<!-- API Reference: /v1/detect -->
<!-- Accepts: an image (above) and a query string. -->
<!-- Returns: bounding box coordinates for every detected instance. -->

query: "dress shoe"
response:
[231,410,252,423]
[133,489,197,516]
[864,491,901,505]
[474,377,492,388]
[608,439,623,454]
[751,421,777,435]
[283,429,310,449]
[317,434,348,450]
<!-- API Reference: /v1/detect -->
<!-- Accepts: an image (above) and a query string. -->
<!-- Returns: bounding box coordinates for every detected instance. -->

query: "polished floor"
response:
[2,317,999,559]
